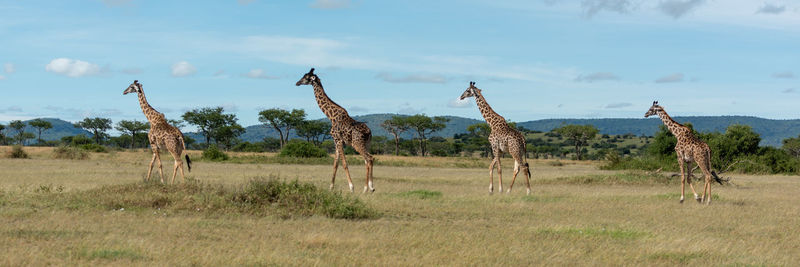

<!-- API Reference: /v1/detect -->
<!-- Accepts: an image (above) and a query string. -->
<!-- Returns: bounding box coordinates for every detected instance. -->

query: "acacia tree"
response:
[405,114,449,157]
[0,123,5,145]
[258,108,306,148]
[182,107,241,147]
[115,120,150,149]
[554,124,599,160]
[28,119,53,144]
[74,118,112,144]
[296,120,330,146]
[381,116,409,156]
[466,122,492,157]
[8,120,26,145]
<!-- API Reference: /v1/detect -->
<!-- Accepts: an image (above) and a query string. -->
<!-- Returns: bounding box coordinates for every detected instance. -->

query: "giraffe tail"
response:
[524,162,531,177]
[711,170,723,185]
[185,154,192,172]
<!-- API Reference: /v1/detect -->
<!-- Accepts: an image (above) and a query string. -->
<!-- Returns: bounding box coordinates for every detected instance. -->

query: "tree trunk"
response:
[392,133,400,156]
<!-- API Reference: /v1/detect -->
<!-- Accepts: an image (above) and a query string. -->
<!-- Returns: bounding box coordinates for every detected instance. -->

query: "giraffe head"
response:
[123,80,142,95]
[644,101,663,118]
[295,68,318,86]
[459,81,481,100]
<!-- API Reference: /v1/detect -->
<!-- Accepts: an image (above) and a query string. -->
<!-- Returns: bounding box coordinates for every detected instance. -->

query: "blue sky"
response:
[1,0,799,132]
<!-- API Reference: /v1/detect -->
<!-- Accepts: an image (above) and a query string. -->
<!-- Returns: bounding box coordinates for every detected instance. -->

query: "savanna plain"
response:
[1,146,799,266]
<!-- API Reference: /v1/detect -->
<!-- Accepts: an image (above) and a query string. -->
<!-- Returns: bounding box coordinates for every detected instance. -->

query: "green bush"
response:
[52,146,90,160]
[231,178,378,219]
[202,145,229,161]
[6,145,29,159]
[278,141,328,158]
[60,176,379,220]
[79,143,107,153]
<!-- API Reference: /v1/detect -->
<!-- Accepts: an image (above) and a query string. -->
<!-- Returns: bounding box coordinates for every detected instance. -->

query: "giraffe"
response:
[124,80,191,184]
[460,81,532,195]
[645,101,722,204]
[295,68,375,193]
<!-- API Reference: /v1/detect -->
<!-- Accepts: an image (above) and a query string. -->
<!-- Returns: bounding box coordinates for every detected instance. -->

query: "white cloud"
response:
[657,0,704,19]
[310,0,351,9]
[45,58,102,77]
[376,72,447,84]
[448,98,471,108]
[654,73,684,83]
[772,71,795,79]
[171,61,197,77]
[0,75,5,80]
[581,0,633,18]
[4,63,15,73]
[757,3,786,14]
[606,102,633,109]
[575,72,620,82]
[782,88,795,93]
[243,69,279,79]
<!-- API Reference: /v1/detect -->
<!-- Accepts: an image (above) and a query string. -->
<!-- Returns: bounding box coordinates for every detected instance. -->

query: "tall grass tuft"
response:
[231,178,379,219]
[52,146,89,160]
[58,176,378,220]
[6,145,28,159]
[201,145,229,161]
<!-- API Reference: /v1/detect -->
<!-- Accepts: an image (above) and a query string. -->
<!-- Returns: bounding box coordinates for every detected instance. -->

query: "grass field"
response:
[1,146,799,266]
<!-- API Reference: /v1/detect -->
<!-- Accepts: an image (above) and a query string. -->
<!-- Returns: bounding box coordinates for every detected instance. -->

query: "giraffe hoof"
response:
[695,198,702,203]
[679,199,684,204]
[329,184,334,190]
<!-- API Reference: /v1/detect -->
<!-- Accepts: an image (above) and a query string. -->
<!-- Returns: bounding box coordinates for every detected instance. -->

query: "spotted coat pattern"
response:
[460,82,531,195]
[645,102,719,204]
[296,69,374,193]
[124,80,190,184]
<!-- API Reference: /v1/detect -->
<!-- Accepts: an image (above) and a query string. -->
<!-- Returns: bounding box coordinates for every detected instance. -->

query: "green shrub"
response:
[6,145,28,159]
[231,178,378,219]
[79,143,107,153]
[278,141,328,158]
[52,146,90,160]
[202,145,229,161]
[61,176,378,220]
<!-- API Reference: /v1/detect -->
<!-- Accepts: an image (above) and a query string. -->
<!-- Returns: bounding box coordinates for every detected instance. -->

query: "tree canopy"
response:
[74,118,113,144]
[258,108,307,148]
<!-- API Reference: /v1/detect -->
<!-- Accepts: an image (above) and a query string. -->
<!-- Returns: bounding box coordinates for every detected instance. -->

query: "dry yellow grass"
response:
[1,146,799,265]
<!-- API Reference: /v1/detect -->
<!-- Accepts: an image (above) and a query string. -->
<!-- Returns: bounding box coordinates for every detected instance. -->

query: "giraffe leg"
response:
[339,144,355,193]
[146,149,158,182]
[488,157,497,194]
[171,160,180,185]
[178,156,186,183]
[362,156,374,193]
[678,154,686,204]
[155,151,164,183]
[496,156,503,193]
[330,145,341,190]
[507,161,520,194]
[686,161,700,202]
[698,159,713,205]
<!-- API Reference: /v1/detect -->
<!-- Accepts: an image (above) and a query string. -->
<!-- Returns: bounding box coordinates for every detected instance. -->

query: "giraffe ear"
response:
[309,68,315,74]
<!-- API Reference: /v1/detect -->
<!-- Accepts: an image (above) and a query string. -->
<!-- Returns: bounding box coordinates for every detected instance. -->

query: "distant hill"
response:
[5,118,91,141]
[9,115,800,147]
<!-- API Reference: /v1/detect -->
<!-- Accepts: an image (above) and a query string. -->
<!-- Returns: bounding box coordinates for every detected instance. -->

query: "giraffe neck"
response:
[473,91,507,130]
[136,89,165,124]
[311,80,348,121]
[656,109,686,136]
